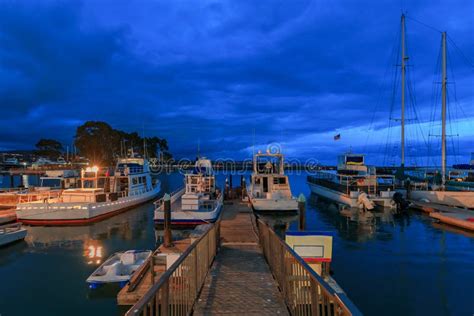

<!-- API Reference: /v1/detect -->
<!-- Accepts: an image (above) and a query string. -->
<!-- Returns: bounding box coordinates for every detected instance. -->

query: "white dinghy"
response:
[86,250,152,287]
[0,223,27,247]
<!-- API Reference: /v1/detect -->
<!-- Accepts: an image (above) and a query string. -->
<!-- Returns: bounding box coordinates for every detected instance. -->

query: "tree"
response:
[74,121,120,165]
[74,121,171,165]
[35,139,63,159]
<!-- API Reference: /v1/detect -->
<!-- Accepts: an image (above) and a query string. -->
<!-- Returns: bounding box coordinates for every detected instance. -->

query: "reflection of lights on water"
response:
[84,240,104,265]
[87,245,103,259]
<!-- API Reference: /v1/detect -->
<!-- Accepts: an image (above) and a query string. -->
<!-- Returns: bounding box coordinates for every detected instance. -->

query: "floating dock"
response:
[411,200,474,231]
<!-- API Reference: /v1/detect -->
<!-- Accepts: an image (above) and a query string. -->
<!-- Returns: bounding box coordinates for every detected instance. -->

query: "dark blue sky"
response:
[0,0,473,165]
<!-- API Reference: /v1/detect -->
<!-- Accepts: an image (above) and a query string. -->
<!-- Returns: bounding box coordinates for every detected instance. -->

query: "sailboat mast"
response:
[441,31,447,187]
[400,14,406,169]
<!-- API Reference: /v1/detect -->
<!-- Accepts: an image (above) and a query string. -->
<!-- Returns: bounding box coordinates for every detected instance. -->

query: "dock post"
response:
[241,177,247,200]
[298,193,306,231]
[150,255,155,284]
[225,177,229,200]
[163,193,173,247]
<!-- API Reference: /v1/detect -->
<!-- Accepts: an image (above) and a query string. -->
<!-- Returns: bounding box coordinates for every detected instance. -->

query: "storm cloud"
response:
[0,0,473,165]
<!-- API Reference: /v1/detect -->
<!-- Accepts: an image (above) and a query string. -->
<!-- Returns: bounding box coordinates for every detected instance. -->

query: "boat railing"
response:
[125,220,220,316]
[17,190,62,204]
[309,172,395,195]
[256,218,362,316]
[154,187,185,210]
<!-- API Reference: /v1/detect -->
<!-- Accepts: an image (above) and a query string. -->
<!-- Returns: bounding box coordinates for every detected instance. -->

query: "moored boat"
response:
[307,153,396,210]
[154,158,223,226]
[16,156,161,225]
[248,150,298,212]
[86,250,152,286]
[0,222,27,247]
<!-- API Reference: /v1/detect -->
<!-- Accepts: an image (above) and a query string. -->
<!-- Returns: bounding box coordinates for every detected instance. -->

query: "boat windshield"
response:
[40,178,61,188]
[346,156,364,165]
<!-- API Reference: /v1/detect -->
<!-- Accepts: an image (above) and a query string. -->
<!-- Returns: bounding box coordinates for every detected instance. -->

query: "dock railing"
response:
[125,220,220,316]
[257,219,362,316]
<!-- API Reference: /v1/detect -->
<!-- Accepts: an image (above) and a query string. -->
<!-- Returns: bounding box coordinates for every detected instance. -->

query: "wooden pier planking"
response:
[193,201,289,315]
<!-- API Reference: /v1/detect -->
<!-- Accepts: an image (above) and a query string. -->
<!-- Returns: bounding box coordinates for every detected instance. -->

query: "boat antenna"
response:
[252,127,255,156]
[142,123,148,159]
[197,138,200,159]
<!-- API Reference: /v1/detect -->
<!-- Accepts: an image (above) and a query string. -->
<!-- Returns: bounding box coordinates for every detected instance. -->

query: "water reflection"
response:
[84,241,104,265]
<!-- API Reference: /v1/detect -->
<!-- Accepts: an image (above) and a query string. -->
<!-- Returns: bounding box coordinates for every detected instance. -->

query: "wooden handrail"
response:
[125,219,220,316]
[257,219,363,316]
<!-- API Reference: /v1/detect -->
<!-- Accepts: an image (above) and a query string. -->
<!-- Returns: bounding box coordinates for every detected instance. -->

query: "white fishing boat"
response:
[0,223,27,247]
[154,158,223,226]
[248,151,298,212]
[16,156,161,225]
[86,250,152,286]
[307,153,396,210]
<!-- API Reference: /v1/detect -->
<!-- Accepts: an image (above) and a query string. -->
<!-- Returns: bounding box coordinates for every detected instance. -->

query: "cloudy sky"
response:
[0,0,473,165]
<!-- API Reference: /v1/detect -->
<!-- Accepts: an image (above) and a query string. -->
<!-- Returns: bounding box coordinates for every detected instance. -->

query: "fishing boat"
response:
[154,158,223,226]
[0,222,27,247]
[308,153,396,210]
[16,156,161,225]
[247,151,298,212]
[86,250,152,287]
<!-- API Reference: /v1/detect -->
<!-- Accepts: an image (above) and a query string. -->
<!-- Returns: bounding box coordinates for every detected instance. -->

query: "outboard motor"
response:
[393,192,409,214]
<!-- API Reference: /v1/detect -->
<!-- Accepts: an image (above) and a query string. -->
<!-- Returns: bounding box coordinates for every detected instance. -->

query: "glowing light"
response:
[85,166,99,173]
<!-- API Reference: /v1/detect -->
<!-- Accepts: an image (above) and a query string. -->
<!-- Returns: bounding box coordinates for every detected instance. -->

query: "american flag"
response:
[334,134,341,141]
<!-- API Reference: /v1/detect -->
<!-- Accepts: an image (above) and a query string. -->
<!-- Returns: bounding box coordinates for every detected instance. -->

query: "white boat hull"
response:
[308,182,395,209]
[154,192,223,225]
[250,197,298,212]
[409,190,474,209]
[16,184,161,225]
[87,250,152,284]
[0,226,27,247]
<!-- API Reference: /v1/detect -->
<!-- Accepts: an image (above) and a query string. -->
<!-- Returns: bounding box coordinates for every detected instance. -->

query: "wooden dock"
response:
[193,201,289,315]
[411,200,474,231]
[117,239,192,305]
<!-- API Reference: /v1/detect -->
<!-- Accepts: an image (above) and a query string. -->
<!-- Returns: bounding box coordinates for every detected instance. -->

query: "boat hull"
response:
[409,190,474,209]
[16,185,161,226]
[308,182,395,209]
[154,203,222,226]
[0,228,27,247]
[250,197,298,212]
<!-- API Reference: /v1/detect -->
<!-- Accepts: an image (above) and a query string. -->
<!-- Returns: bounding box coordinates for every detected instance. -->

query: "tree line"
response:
[35,121,171,165]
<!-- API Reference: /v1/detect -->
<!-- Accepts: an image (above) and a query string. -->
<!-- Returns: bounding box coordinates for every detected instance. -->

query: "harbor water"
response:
[0,172,473,315]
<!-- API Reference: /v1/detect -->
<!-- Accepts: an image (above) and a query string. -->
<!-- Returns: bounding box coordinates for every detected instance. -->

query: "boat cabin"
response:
[182,158,218,211]
[251,151,292,199]
[337,154,368,175]
[62,157,154,203]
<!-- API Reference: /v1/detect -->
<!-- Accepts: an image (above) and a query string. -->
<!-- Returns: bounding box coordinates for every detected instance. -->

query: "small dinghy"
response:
[0,222,27,247]
[86,250,152,287]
